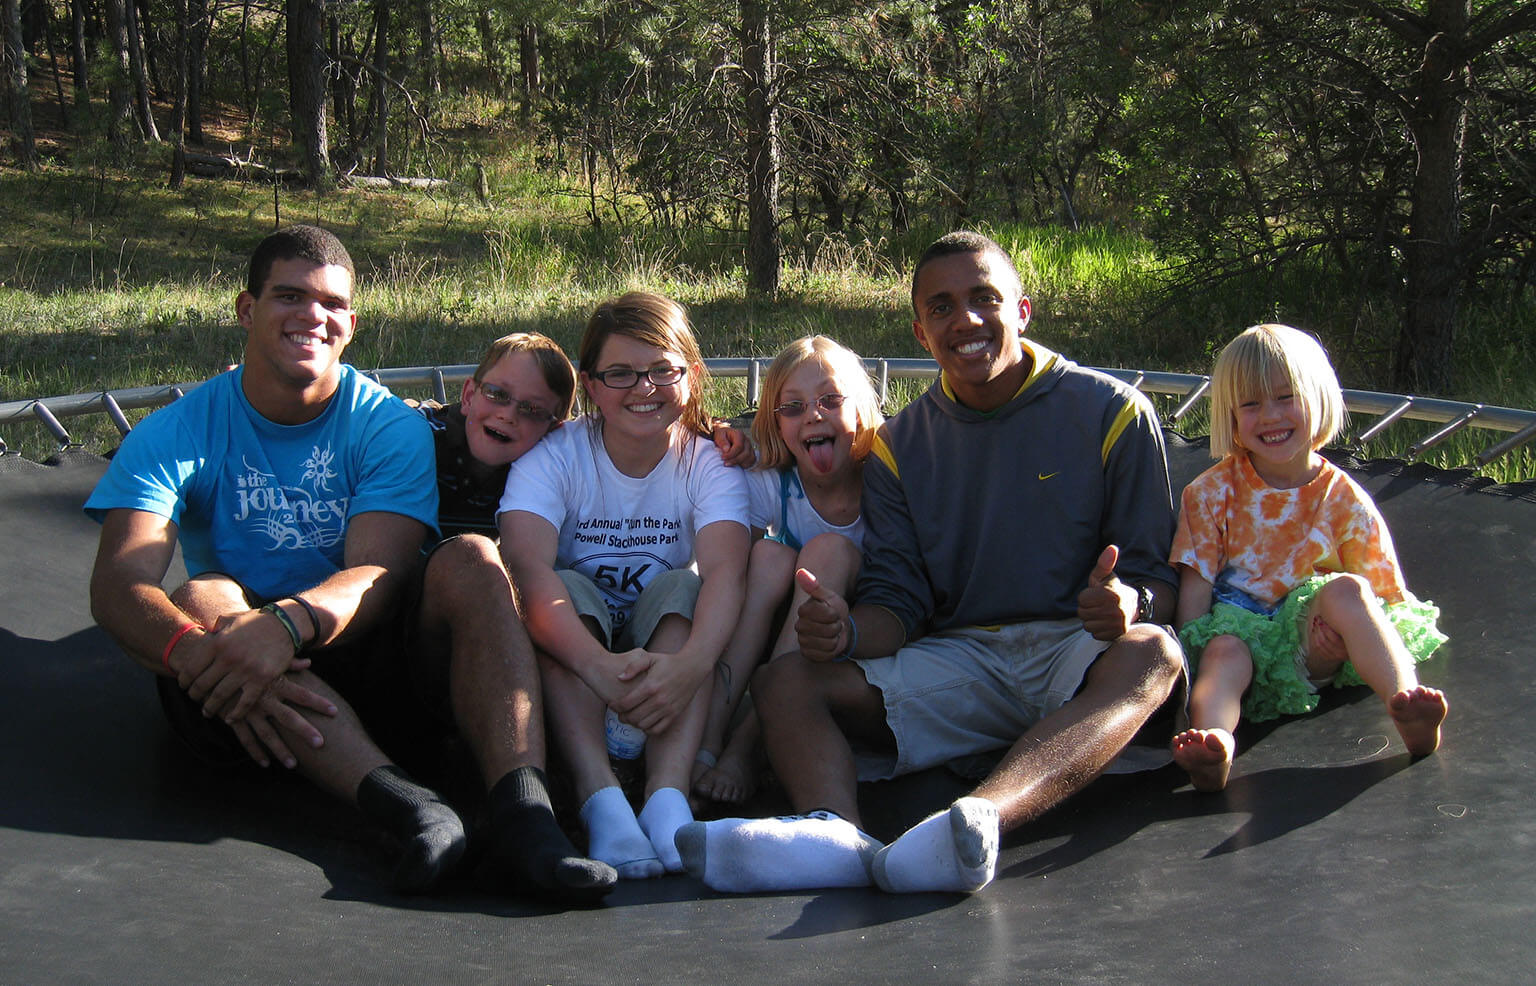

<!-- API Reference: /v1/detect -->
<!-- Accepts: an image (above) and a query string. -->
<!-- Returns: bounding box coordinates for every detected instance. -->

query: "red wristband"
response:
[162,621,203,671]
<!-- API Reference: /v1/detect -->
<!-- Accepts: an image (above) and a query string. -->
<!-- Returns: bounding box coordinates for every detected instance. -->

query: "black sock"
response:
[356,764,467,894]
[478,766,617,903]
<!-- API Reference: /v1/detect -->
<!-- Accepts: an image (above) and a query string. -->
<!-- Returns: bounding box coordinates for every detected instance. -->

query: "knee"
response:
[1120,623,1185,694]
[424,535,508,597]
[1317,573,1372,610]
[428,534,502,577]
[1202,634,1250,668]
[751,651,817,715]
[797,533,861,580]
[749,538,797,583]
[1197,635,1253,683]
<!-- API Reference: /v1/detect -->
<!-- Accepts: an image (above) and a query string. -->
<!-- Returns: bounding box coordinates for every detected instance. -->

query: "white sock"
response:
[673,811,883,893]
[871,796,999,894]
[580,786,664,880]
[637,787,693,874]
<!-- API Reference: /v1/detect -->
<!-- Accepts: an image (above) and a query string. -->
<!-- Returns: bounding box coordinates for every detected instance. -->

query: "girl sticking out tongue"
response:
[693,336,884,805]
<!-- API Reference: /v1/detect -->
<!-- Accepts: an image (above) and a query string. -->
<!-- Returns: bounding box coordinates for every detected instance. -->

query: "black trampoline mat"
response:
[2,437,1531,984]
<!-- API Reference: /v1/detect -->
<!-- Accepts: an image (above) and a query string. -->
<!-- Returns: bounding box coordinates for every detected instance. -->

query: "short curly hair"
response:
[247,225,355,298]
[910,230,1022,314]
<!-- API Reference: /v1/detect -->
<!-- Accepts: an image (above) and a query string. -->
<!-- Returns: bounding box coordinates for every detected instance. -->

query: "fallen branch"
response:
[342,174,453,190]
[175,148,304,184]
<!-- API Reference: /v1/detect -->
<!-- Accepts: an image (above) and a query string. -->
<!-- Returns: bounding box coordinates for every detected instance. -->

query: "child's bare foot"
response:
[693,741,758,805]
[689,750,720,813]
[691,749,717,790]
[1388,686,1448,756]
[1172,728,1236,792]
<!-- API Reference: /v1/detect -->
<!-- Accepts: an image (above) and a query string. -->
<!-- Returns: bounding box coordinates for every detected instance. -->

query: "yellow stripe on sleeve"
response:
[1101,398,1141,466]
[870,432,899,479]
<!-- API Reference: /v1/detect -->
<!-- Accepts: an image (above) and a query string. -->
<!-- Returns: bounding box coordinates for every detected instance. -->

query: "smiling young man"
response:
[679,231,1185,895]
[86,226,614,903]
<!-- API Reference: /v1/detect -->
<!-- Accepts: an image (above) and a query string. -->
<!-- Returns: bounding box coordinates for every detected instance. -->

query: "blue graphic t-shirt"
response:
[86,365,438,601]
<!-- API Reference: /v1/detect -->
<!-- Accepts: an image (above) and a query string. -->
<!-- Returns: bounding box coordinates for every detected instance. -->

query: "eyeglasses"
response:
[774,393,847,418]
[588,364,687,389]
[474,380,557,424]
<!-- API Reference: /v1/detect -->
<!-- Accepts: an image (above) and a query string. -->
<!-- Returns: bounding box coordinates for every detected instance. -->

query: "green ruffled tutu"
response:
[1179,574,1447,722]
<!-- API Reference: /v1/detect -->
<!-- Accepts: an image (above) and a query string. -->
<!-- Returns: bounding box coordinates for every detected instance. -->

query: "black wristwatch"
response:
[1134,585,1155,624]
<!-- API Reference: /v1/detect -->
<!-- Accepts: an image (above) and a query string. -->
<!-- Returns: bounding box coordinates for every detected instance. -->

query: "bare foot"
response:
[1388,686,1448,756]
[692,740,758,805]
[689,750,721,814]
[1172,727,1236,792]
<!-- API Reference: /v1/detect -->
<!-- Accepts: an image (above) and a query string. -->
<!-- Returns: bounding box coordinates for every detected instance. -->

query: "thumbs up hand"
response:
[1076,544,1138,641]
[794,568,853,662]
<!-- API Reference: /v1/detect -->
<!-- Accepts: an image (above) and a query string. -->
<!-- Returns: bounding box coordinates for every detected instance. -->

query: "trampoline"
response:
[2,427,1532,983]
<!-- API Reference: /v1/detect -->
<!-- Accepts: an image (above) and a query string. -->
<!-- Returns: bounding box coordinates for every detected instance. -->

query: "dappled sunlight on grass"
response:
[2,158,1532,477]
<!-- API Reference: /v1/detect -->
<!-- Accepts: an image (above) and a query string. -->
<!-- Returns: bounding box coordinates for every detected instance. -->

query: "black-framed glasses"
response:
[475,380,557,424]
[774,393,848,418]
[589,364,687,389]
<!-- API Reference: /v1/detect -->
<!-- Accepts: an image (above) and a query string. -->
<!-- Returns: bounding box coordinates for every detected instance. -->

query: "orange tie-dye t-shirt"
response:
[1171,453,1406,608]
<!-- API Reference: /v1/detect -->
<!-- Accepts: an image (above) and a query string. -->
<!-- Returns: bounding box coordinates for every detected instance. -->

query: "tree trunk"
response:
[124,0,159,139]
[1392,0,1470,394]
[740,0,780,297]
[103,0,137,145]
[518,21,538,121]
[3,0,38,169]
[69,0,87,110]
[879,138,909,235]
[41,0,69,129]
[416,0,437,112]
[475,8,499,90]
[286,0,331,187]
[133,0,163,95]
[186,0,208,143]
[328,17,356,163]
[372,0,389,175]
[168,0,186,144]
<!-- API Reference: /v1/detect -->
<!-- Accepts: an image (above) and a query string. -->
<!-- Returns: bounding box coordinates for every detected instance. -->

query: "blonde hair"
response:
[751,336,884,471]
[577,291,712,439]
[1209,323,1345,459]
[472,332,578,420]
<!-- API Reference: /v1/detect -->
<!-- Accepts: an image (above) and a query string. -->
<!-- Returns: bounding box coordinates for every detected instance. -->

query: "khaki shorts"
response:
[854,618,1180,781]
[557,567,701,650]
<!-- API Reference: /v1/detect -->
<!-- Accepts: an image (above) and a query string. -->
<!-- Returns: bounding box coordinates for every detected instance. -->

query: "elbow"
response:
[87,566,115,628]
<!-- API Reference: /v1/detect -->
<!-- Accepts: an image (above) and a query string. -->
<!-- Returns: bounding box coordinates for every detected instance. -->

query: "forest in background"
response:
[2,0,1534,402]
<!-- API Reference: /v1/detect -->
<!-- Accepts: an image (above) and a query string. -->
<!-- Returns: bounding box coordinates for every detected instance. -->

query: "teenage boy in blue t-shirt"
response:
[86,225,614,903]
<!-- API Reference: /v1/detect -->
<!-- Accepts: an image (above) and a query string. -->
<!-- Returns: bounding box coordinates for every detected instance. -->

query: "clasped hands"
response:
[168,608,336,768]
[589,647,710,737]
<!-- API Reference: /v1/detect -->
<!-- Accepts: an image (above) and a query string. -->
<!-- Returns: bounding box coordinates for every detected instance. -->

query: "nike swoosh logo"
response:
[1038,471,1059,480]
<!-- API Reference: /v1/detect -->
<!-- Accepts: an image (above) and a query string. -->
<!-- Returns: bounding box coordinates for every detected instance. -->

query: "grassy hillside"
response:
[2,143,1533,479]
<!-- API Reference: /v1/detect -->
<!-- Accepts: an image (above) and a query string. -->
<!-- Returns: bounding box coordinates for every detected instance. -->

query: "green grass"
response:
[2,152,1534,481]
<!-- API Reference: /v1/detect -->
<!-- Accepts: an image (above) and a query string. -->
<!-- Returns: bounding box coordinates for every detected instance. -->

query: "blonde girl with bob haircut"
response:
[1170,323,1448,791]
[693,335,884,805]
[498,292,749,877]
[1207,322,1344,459]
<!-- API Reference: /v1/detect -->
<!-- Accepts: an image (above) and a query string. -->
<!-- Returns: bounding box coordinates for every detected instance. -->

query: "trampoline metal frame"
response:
[4,358,1536,467]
